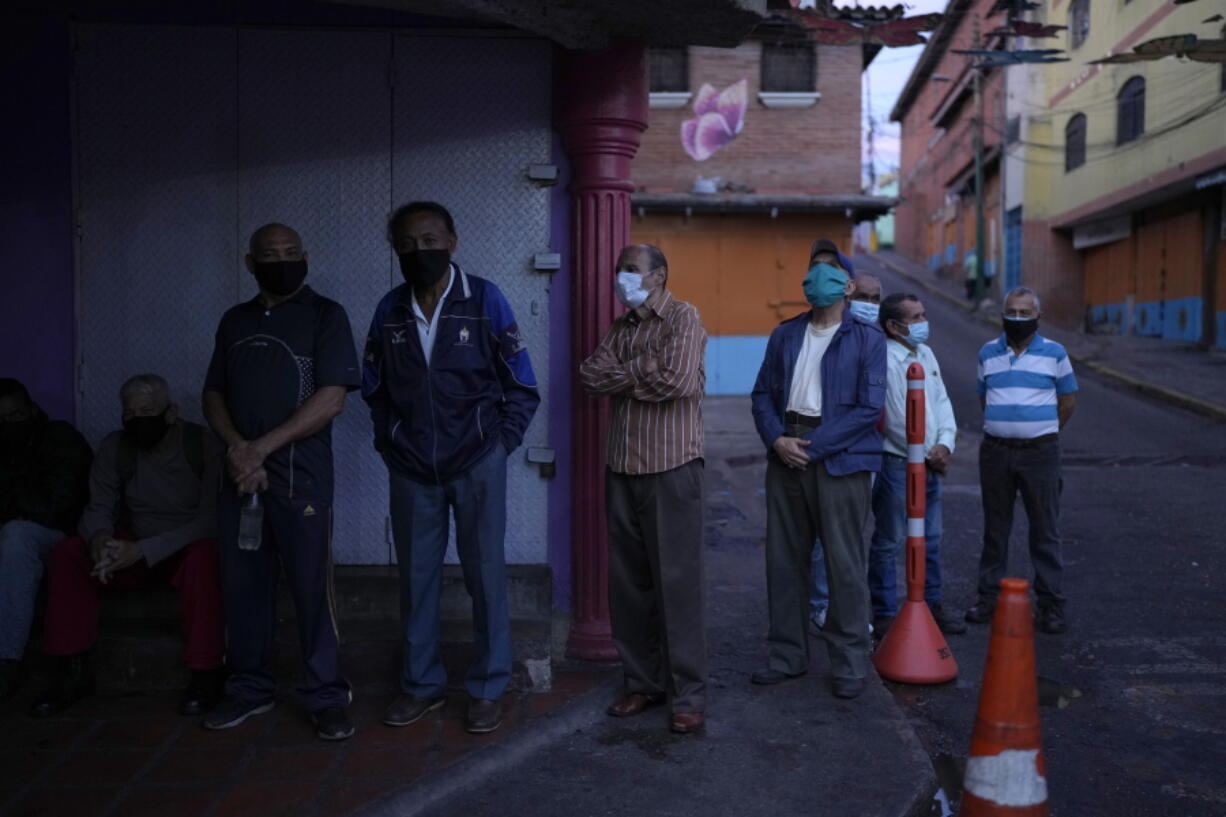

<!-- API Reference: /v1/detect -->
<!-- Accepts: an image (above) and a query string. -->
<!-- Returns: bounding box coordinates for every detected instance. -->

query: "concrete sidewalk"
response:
[373,397,937,817]
[870,249,1226,423]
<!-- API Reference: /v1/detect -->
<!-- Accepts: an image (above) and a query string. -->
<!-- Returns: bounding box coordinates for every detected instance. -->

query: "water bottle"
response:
[238,493,263,551]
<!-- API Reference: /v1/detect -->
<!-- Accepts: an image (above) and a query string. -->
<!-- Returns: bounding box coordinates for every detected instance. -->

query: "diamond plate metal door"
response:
[74,24,239,443]
[391,36,553,565]
[237,28,394,564]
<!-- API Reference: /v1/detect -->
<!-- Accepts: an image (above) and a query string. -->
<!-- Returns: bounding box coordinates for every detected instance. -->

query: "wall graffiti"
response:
[680,78,748,162]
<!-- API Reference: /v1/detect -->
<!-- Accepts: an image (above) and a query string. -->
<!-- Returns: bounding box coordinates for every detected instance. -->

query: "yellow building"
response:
[1012,0,1226,345]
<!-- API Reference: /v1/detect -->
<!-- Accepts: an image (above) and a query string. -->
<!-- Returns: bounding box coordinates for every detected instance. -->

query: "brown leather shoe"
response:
[670,711,705,734]
[606,692,664,718]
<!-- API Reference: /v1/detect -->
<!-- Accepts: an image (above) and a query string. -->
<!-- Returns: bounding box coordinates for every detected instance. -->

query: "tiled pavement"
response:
[1,664,612,817]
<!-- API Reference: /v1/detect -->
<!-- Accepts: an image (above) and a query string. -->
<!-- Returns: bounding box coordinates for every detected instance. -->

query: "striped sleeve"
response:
[1054,351,1078,395]
[631,304,706,403]
[976,346,988,397]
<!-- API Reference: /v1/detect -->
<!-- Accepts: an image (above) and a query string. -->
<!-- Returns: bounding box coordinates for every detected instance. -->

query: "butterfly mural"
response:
[680,78,748,162]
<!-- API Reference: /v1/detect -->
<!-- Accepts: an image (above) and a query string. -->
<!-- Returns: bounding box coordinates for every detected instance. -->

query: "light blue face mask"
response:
[803,263,850,308]
[849,300,880,325]
[904,320,930,345]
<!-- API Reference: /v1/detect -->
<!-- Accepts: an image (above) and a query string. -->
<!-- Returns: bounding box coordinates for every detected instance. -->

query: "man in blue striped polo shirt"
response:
[965,287,1078,634]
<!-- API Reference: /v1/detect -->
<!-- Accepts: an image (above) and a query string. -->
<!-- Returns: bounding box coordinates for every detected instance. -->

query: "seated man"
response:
[0,379,92,701]
[31,374,225,717]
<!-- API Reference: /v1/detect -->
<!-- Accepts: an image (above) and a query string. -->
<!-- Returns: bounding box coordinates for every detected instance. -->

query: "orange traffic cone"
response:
[961,578,1049,816]
[873,362,957,684]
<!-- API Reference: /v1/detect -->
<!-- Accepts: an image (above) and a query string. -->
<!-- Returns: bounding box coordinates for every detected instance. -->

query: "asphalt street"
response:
[422,258,1226,817]
[858,254,1226,817]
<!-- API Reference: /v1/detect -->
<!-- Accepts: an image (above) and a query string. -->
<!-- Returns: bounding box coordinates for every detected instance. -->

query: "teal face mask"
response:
[803,263,850,309]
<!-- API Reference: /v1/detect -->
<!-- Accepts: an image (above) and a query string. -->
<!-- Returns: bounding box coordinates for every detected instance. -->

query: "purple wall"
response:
[548,130,574,611]
[0,18,76,421]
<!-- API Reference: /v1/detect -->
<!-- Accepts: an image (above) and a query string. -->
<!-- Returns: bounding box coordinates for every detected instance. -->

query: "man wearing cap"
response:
[750,238,886,699]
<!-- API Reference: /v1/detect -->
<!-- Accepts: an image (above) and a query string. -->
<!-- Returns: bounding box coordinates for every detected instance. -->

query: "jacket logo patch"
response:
[391,329,408,345]
[456,326,472,347]
[303,505,317,517]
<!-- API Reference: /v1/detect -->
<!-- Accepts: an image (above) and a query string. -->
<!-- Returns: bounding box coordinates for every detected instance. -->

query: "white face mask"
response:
[615,271,650,309]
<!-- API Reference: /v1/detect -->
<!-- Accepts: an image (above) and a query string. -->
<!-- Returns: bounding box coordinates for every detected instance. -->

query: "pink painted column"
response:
[556,41,648,661]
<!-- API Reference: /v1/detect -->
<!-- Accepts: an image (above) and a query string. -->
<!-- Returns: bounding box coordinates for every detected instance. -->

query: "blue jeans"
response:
[809,542,829,619]
[0,520,66,660]
[868,456,944,618]
[389,444,511,701]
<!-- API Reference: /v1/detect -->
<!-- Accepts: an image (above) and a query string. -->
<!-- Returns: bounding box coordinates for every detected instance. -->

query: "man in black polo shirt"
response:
[201,223,361,740]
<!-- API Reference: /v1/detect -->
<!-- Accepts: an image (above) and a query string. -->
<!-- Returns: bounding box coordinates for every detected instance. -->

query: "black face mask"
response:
[0,419,35,454]
[123,410,171,451]
[252,259,308,296]
[399,250,451,288]
[1003,317,1038,345]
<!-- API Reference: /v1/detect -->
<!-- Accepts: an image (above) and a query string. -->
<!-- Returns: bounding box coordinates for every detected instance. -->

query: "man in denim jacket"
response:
[748,239,886,699]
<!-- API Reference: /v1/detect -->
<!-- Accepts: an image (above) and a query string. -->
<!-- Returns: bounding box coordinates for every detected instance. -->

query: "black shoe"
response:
[964,597,997,624]
[750,668,805,686]
[313,706,356,741]
[29,654,95,717]
[465,698,502,734]
[179,669,224,716]
[929,603,967,635]
[382,693,445,727]
[201,696,275,730]
[0,660,22,702]
[1037,604,1067,635]
[831,676,866,699]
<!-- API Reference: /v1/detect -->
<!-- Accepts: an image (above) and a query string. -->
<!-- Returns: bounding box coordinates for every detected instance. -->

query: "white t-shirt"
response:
[786,321,839,416]
[411,265,455,365]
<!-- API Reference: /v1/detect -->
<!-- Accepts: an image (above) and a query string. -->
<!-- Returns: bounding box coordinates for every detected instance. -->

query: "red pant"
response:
[43,537,224,671]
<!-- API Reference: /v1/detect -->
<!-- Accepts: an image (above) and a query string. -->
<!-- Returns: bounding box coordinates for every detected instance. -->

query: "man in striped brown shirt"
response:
[579,244,708,734]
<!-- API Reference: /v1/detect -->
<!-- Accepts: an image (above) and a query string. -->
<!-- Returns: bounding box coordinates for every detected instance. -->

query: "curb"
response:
[870,254,1226,424]
[355,673,621,817]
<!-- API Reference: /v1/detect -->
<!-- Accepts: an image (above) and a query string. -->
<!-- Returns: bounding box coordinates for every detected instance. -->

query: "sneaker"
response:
[202,696,275,730]
[929,602,968,635]
[313,706,356,741]
[1037,604,1067,635]
[964,597,996,624]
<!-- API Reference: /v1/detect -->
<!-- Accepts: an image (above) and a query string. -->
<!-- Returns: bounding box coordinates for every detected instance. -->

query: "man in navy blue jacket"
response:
[363,202,539,735]
[749,239,886,699]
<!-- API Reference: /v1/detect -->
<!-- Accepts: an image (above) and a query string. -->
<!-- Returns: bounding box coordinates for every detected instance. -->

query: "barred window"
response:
[761,41,816,93]
[649,48,689,93]
[1117,77,1145,145]
[1069,0,1090,48]
[1065,114,1086,172]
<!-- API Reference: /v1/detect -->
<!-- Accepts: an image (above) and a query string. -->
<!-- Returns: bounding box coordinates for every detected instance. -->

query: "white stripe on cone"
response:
[907,518,925,538]
[964,749,1049,807]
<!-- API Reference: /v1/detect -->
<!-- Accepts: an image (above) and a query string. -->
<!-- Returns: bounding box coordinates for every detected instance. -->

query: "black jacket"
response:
[0,407,93,534]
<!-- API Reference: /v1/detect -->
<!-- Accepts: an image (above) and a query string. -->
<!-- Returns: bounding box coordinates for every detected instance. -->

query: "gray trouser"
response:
[765,448,872,681]
[390,444,511,701]
[606,459,708,714]
[977,435,1064,606]
[0,520,65,660]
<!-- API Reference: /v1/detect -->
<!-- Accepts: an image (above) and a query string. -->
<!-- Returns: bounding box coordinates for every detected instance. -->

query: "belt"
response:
[984,433,1058,449]
[785,411,821,429]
